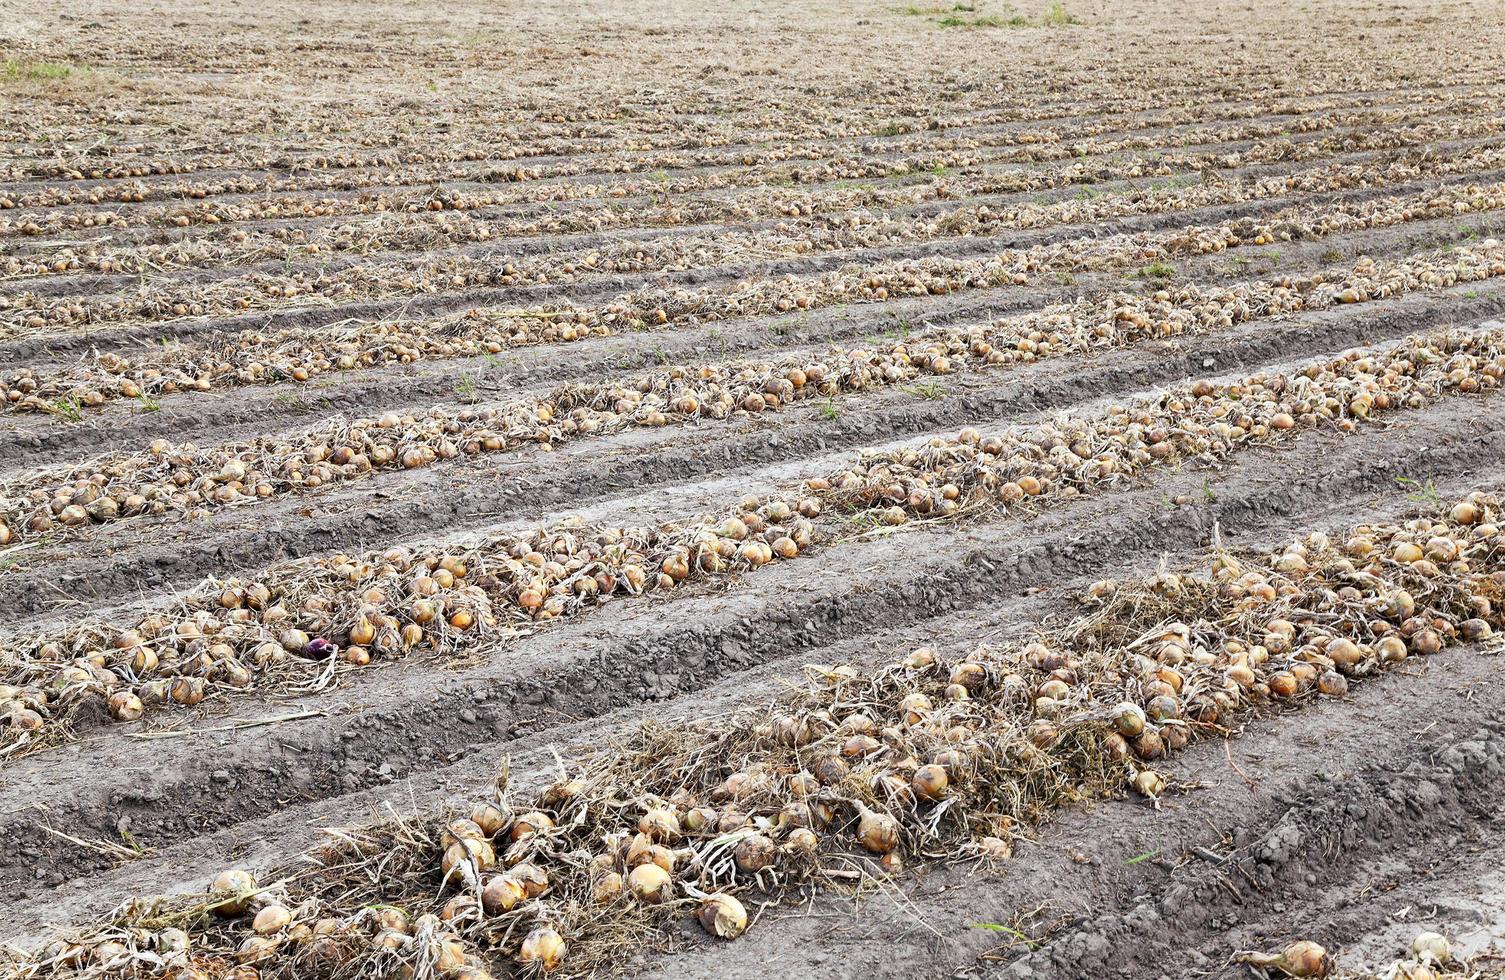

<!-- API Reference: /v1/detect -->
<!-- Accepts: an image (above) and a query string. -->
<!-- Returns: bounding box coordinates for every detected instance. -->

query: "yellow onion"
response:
[1132,769,1165,798]
[1112,701,1146,737]
[638,807,681,842]
[510,862,550,898]
[628,863,672,902]
[236,936,280,964]
[592,871,623,904]
[480,875,526,915]
[697,894,748,939]
[1234,940,1332,978]
[209,869,258,917]
[469,802,507,837]
[853,804,899,854]
[733,834,778,873]
[912,763,949,801]
[252,905,292,935]
[1411,932,1451,965]
[518,927,565,972]
[107,690,144,721]
[783,827,820,856]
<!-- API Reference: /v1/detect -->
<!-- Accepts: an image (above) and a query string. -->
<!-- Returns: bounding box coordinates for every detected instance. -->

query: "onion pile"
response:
[7,316,1505,756]
[7,236,1505,549]
[12,488,1504,979]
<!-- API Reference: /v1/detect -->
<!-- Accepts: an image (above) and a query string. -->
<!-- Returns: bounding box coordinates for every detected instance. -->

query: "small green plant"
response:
[1202,478,1217,503]
[47,396,85,422]
[970,922,1038,949]
[902,381,945,400]
[873,122,907,137]
[1041,0,1083,25]
[1397,476,1441,504]
[1124,849,1160,865]
[1131,261,1177,280]
[2,60,74,82]
[135,392,161,413]
[454,375,478,402]
[819,398,841,420]
[939,12,1029,26]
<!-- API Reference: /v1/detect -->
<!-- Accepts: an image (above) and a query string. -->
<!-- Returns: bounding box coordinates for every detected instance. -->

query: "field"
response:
[3,0,1505,977]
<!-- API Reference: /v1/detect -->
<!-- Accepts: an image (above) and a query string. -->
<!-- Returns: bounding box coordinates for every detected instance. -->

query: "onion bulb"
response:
[518,927,565,972]
[208,869,257,916]
[638,807,680,842]
[733,834,778,873]
[481,875,526,915]
[628,863,672,902]
[1132,769,1165,798]
[252,904,291,934]
[912,764,949,801]
[853,804,899,854]
[1235,940,1333,977]
[697,893,748,939]
[1411,932,1451,965]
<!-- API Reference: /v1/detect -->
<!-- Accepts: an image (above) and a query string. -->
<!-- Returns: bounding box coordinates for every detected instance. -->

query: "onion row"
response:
[5,315,1505,756]
[3,237,1505,547]
[9,175,1505,418]
[5,489,1502,979]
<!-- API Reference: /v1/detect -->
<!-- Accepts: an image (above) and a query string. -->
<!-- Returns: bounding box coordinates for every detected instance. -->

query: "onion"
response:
[593,871,623,904]
[518,927,565,972]
[638,806,681,842]
[1112,701,1146,737]
[912,763,949,801]
[236,936,280,964]
[208,869,257,917]
[511,862,550,898]
[734,834,778,873]
[853,804,899,854]
[252,904,292,934]
[627,863,672,902]
[697,893,749,939]
[107,690,144,721]
[469,802,507,837]
[481,875,526,915]
[1235,940,1332,977]
[1132,769,1165,798]
[783,827,820,856]
[1411,931,1451,964]
[1316,671,1348,697]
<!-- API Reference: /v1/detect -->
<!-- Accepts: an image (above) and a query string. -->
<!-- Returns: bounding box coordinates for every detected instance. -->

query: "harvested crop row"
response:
[6,238,1505,547]
[10,113,1503,338]
[4,488,1499,980]
[10,181,1504,419]
[5,317,1505,756]
[1,101,1485,265]
[0,95,1463,218]
[7,83,1471,186]
[11,129,1505,294]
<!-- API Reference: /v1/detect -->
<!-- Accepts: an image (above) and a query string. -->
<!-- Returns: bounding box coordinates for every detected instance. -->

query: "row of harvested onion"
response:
[8,110,1495,288]
[0,93,1455,262]
[7,175,1505,432]
[7,488,1501,979]
[4,314,1504,756]
[4,236,1504,548]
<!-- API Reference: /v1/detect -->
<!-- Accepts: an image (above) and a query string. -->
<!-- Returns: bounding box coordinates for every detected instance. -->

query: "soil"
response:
[4,0,1505,976]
